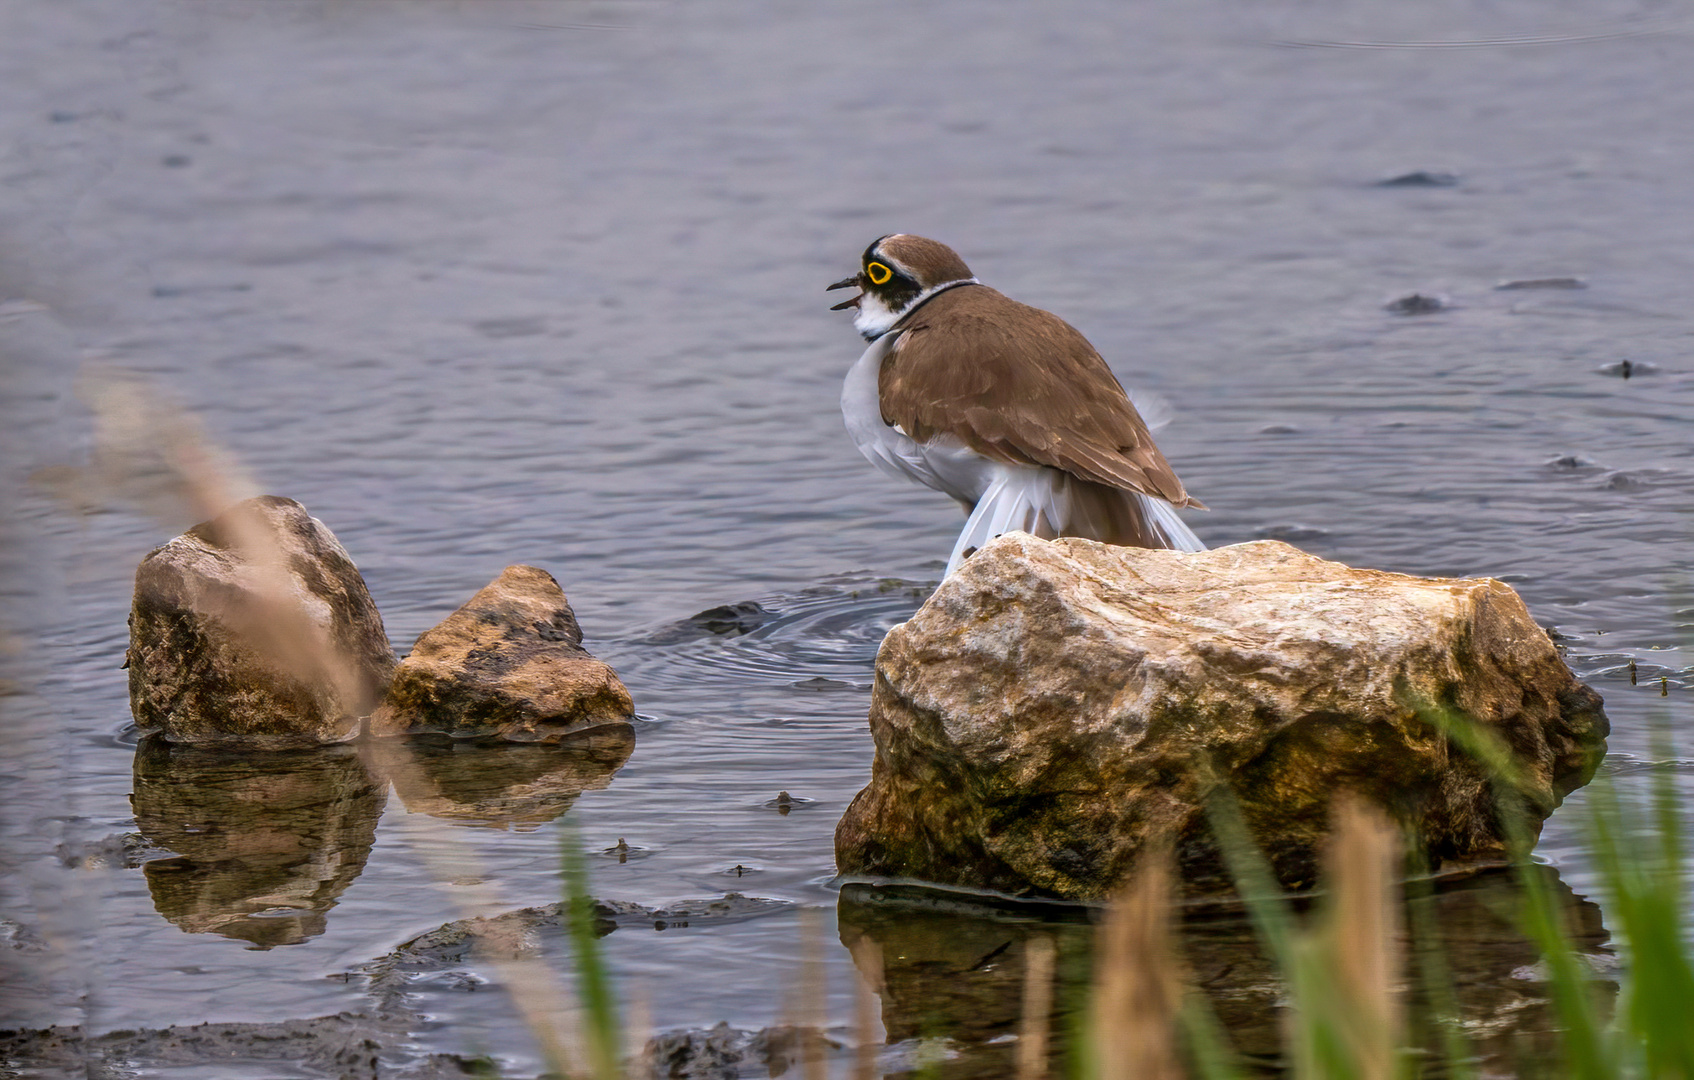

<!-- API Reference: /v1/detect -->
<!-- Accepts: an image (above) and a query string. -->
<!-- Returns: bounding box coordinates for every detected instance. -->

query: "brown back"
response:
[879,285,1201,507]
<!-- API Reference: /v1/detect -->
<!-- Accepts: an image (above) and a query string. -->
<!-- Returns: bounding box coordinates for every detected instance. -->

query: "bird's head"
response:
[828,234,976,340]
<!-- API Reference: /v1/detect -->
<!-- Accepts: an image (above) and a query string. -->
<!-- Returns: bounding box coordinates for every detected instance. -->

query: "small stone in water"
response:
[1600,358,1658,379]
[1495,277,1586,290]
[1385,293,1449,315]
[1603,472,1644,491]
[1376,170,1459,188]
[1254,523,1330,542]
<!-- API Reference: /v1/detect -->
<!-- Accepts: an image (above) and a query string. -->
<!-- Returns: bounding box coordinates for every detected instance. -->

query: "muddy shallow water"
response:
[2,0,1693,1075]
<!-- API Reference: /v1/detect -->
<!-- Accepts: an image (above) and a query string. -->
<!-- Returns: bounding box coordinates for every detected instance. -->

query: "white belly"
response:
[841,332,1205,576]
[840,332,997,507]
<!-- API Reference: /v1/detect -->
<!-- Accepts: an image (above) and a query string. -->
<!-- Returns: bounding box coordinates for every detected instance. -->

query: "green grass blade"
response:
[1202,781,1338,1080]
[560,828,621,1080]
[1402,849,1478,1080]
[1201,779,1297,965]
[1587,726,1694,1079]
[1177,994,1246,1080]
[1411,704,1614,1080]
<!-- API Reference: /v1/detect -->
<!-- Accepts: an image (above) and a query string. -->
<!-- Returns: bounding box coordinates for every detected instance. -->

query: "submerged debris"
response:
[1253,523,1331,542]
[1385,293,1450,315]
[1599,358,1658,379]
[1376,170,1459,188]
[643,1022,843,1080]
[1495,277,1586,290]
[647,601,778,642]
[349,892,794,1007]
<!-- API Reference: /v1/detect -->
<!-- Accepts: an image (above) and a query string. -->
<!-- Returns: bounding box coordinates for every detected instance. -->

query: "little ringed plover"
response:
[828,233,1205,576]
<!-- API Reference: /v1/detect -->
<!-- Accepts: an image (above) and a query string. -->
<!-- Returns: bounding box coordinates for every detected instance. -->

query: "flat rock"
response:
[369,565,633,742]
[352,892,789,1008]
[835,534,1608,900]
[126,496,397,747]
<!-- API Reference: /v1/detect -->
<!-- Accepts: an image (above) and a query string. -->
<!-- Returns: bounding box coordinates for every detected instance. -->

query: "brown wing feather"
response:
[878,285,1204,508]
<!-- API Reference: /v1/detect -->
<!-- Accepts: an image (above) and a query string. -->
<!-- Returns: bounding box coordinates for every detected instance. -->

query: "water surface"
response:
[2,0,1692,1074]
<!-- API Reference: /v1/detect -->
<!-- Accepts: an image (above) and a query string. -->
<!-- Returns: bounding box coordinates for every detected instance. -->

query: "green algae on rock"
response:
[834,534,1609,900]
[125,496,397,748]
[370,565,634,743]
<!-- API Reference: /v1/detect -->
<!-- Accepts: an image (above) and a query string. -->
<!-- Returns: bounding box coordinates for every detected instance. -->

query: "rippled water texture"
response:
[2,0,1692,1074]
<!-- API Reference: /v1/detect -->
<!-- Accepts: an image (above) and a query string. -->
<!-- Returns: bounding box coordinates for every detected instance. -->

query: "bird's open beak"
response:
[827,275,863,310]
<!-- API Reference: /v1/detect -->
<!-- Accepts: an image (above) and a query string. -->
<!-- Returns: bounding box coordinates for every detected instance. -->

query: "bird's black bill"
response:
[828,274,863,310]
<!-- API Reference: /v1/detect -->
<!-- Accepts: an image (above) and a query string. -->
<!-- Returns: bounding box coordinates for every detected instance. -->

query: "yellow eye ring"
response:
[866,261,893,285]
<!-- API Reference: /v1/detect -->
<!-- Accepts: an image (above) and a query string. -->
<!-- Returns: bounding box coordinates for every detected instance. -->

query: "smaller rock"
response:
[126,496,396,747]
[370,565,634,742]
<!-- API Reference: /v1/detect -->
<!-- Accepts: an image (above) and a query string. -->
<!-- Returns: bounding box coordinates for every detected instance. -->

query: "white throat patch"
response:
[853,278,979,340]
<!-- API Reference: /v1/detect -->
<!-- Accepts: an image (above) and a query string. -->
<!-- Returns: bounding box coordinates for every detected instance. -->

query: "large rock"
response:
[369,565,634,742]
[126,496,397,747]
[834,534,1608,900]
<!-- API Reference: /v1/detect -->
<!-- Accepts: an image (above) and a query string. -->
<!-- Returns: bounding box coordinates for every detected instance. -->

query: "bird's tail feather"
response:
[946,468,1205,577]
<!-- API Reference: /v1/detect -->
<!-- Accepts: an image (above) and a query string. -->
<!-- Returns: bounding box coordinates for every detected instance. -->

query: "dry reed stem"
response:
[65,369,366,712]
[62,368,593,1075]
[1017,935,1056,1080]
[1090,847,1185,1080]
[848,937,884,1080]
[797,906,830,1080]
[1310,796,1404,1080]
[625,983,653,1079]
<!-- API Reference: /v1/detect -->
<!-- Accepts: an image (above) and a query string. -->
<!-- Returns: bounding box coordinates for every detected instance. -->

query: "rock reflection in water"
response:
[371,723,635,830]
[131,738,385,949]
[838,886,1094,1080]
[839,867,1612,1078]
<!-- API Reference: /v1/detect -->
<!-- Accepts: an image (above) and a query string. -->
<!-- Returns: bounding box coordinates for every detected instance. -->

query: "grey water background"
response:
[2,0,1693,1073]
